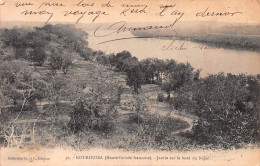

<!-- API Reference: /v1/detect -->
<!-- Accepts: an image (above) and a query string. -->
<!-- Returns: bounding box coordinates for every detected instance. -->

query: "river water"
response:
[87,31,260,77]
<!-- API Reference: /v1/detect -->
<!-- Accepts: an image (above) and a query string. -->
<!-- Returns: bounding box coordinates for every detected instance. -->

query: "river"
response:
[87,31,260,77]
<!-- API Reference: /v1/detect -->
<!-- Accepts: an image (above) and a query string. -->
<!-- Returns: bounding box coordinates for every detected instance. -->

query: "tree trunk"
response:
[167,92,170,100]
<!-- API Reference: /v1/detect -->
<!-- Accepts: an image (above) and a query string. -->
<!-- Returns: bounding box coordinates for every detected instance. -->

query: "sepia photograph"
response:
[0,0,259,165]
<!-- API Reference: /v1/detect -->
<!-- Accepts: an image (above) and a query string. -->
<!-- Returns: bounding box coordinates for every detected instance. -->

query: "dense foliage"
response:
[0,24,92,68]
[172,73,260,148]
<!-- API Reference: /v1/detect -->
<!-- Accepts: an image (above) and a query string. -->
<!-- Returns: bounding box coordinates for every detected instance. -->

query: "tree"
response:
[15,48,26,60]
[48,51,63,75]
[0,60,41,120]
[112,51,139,72]
[1,28,21,47]
[48,49,72,75]
[29,47,47,66]
[95,51,110,65]
[61,53,72,75]
[37,24,90,60]
[162,63,194,100]
[126,65,144,93]
[153,58,166,83]
[140,58,156,84]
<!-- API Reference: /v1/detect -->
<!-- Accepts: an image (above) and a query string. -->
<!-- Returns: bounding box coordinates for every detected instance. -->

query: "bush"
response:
[157,93,165,102]
[67,79,119,135]
[67,99,115,135]
[127,113,144,124]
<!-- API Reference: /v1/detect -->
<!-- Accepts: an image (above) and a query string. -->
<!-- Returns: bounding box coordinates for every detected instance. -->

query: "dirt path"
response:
[113,80,196,133]
[169,110,195,133]
[141,89,196,134]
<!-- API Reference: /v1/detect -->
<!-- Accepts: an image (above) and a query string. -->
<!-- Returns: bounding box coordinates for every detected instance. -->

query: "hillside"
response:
[0,24,259,151]
[0,53,192,150]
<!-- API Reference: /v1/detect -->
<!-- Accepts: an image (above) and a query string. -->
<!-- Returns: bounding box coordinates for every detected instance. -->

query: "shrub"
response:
[67,78,119,135]
[127,113,144,124]
[67,99,115,135]
[157,93,165,102]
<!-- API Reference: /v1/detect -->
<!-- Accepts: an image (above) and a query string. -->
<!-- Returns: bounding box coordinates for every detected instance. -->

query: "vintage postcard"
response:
[0,0,259,165]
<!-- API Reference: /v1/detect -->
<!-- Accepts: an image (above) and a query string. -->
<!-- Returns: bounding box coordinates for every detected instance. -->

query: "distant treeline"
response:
[131,29,260,52]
